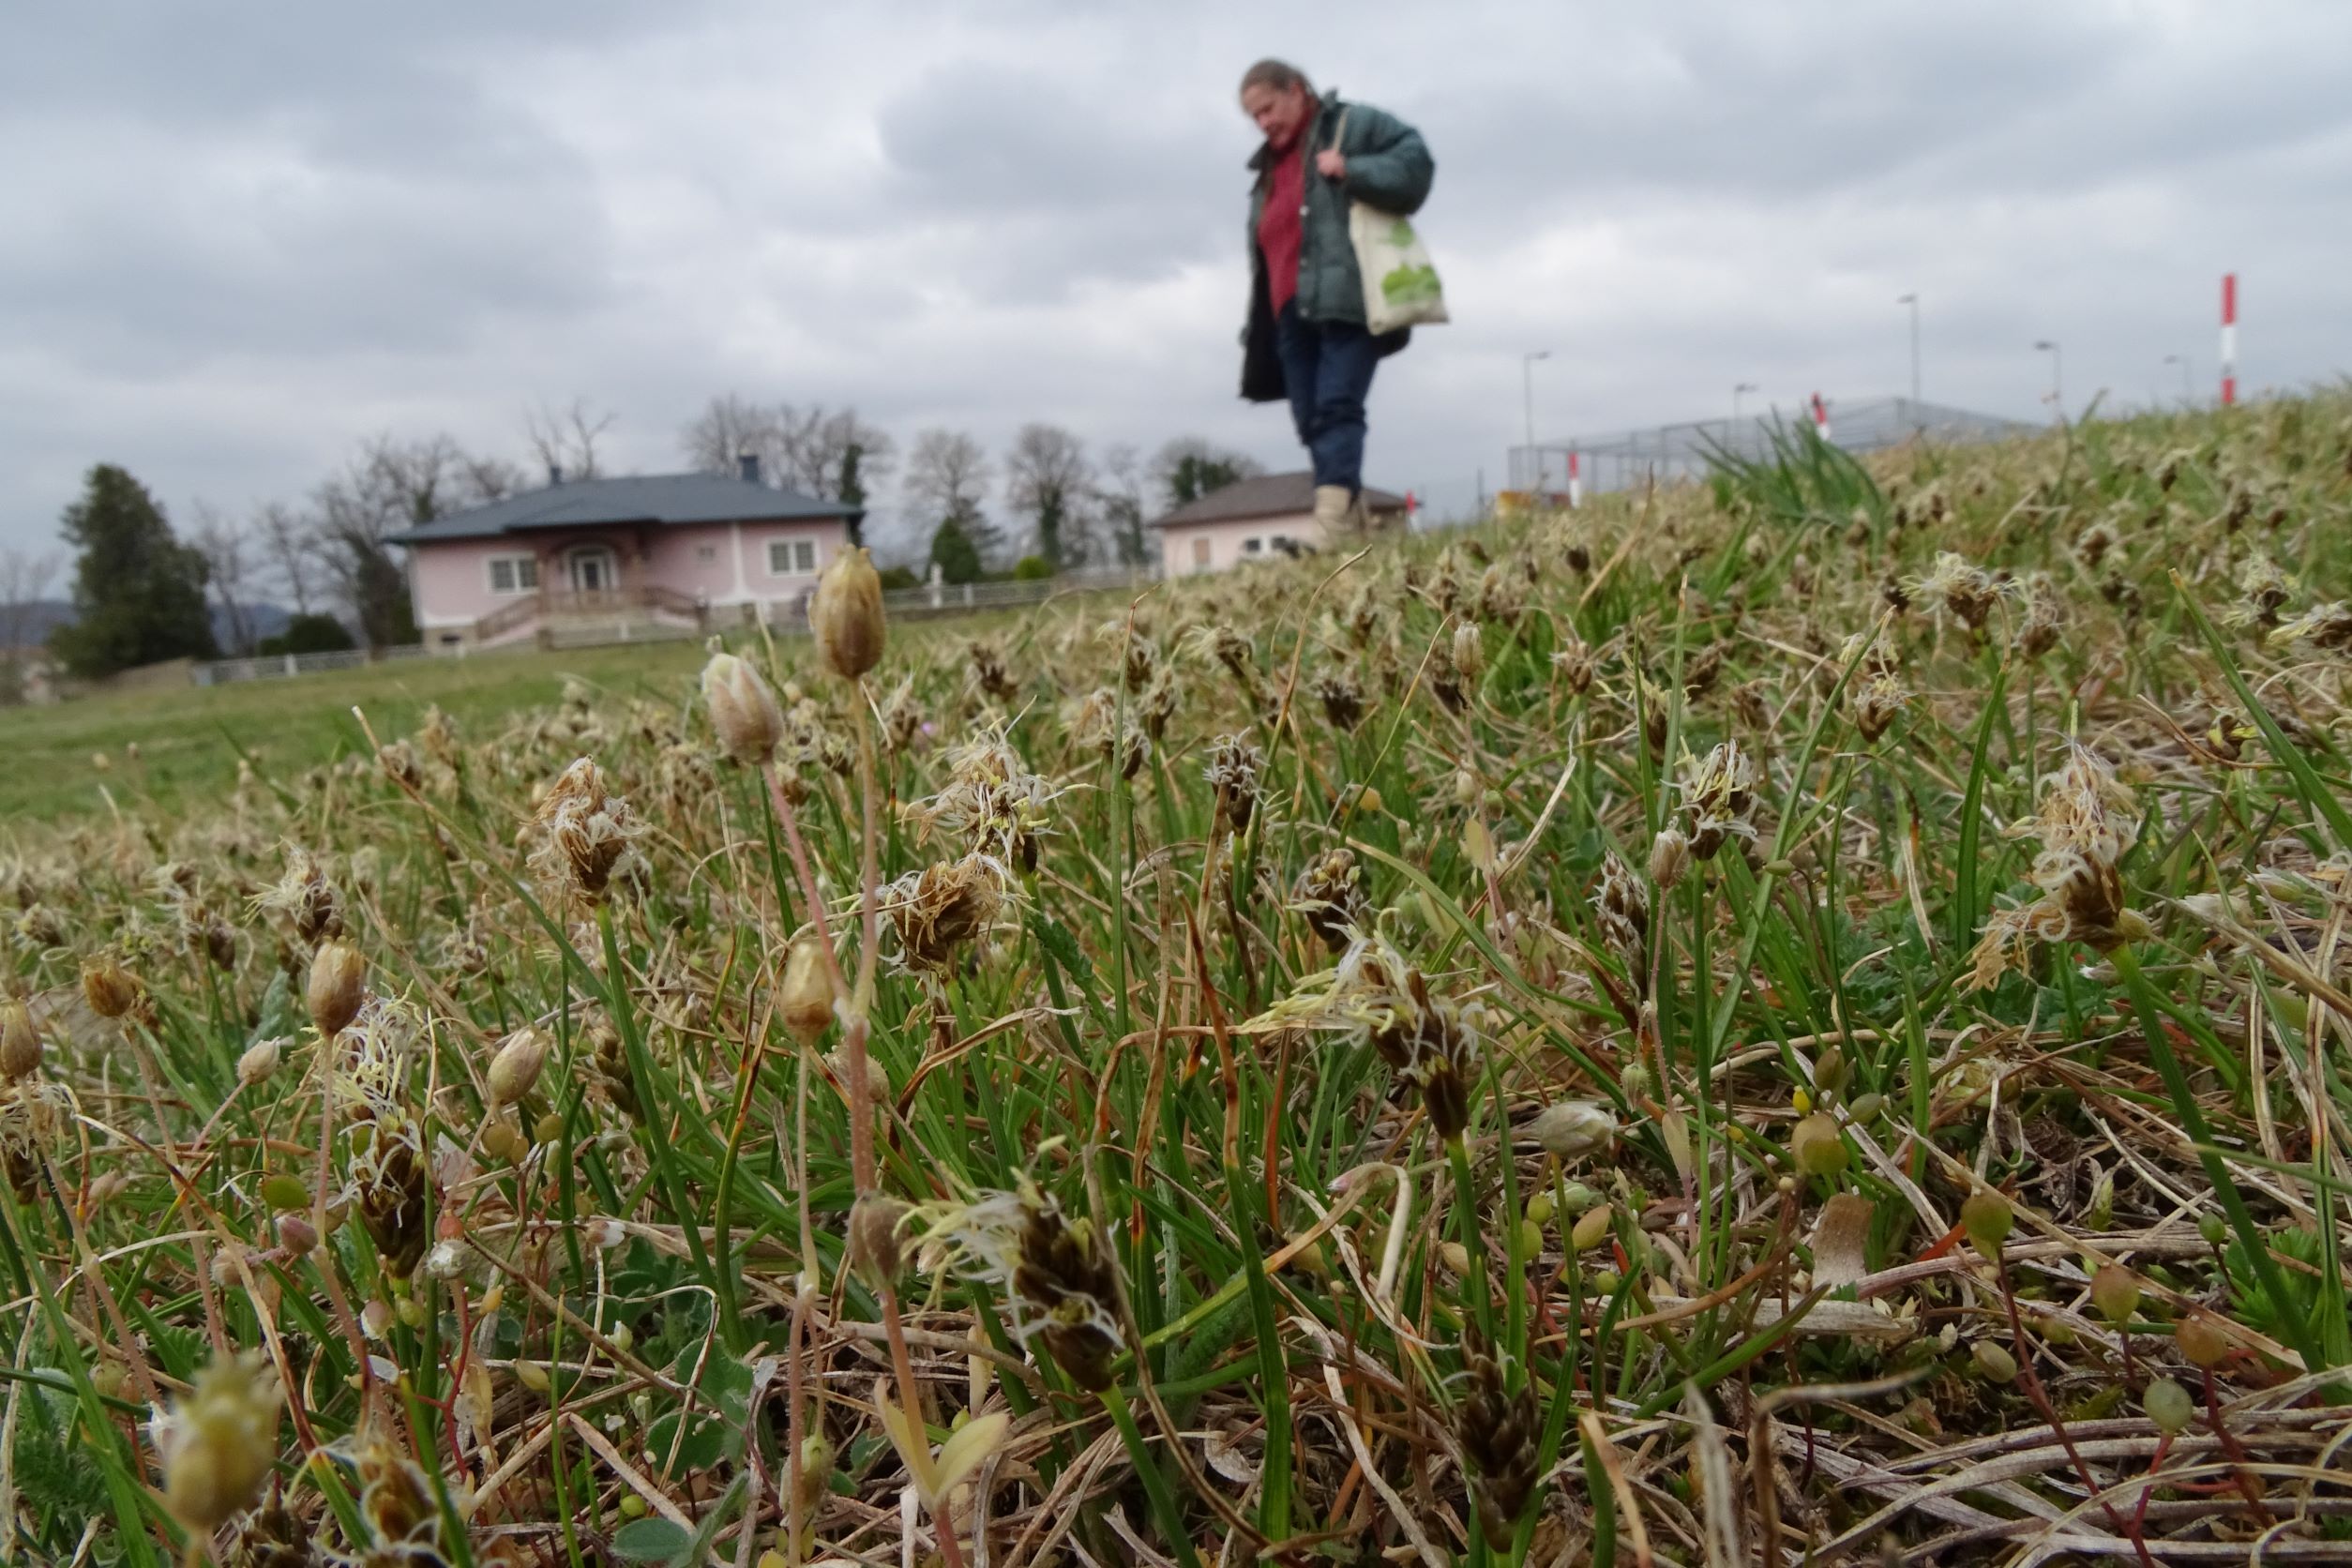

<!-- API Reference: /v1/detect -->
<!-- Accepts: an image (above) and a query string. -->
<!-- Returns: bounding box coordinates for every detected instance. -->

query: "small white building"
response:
[1153,472,1408,576]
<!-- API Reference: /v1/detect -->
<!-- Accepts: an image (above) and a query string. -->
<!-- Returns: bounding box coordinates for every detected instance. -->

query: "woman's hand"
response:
[1315,148,1347,179]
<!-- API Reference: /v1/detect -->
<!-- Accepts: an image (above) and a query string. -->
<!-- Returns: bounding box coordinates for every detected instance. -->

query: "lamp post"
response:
[1522,350,1551,491]
[2164,354,2191,408]
[1896,293,1921,409]
[1732,382,1758,449]
[2033,339,2063,420]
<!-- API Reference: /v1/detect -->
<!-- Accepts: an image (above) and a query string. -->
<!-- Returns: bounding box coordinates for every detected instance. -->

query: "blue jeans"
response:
[1274,302,1378,495]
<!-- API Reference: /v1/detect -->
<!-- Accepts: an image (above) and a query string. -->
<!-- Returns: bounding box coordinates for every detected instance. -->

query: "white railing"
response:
[881,566,1157,620]
[193,644,430,686]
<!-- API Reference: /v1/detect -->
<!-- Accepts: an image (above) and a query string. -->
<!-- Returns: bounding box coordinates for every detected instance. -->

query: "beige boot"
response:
[1314,484,1356,536]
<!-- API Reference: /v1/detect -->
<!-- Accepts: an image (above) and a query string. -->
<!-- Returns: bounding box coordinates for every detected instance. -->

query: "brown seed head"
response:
[82,957,140,1020]
[1293,848,1367,953]
[701,651,786,766]
[848,1194,910,1290]
[779,932,835,1045]
[1456,1334,1541,1549]
[0,1000,40,1082]
[1012,1192,1122,1391]
[307,941,367,1038]
[810,545,885,681]
[1648,827,1692,891]
[159,1352,279,1531]
[486,1027,550,1108]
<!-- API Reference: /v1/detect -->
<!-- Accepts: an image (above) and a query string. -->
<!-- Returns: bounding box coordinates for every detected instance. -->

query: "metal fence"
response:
[190,567,1163,686]
[1506,396,2035,498]
[193,644,431,686]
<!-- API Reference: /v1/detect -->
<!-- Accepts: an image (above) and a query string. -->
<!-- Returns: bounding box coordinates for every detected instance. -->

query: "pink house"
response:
[389,458,860,651]
[1153,471,1407,577]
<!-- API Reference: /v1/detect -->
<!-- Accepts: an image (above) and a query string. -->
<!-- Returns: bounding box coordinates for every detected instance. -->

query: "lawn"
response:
[0,642,712,824]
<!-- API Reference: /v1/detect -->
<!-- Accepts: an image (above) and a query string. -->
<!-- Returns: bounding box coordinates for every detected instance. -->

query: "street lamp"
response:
[1896,293,1922,409]
[2033,339,2063,419]
[1732,382,1759,421]
[1522,350,1551,491]
[2164,354,2191,408]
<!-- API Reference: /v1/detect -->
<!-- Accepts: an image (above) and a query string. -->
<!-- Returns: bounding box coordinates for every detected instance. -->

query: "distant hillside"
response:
[7,598,304,654]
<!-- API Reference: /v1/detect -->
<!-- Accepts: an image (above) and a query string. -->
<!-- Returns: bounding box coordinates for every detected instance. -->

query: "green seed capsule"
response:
[1971,1340,2018,1382]
[1961,1190,2013,1260]
[259,1173,310,1213]
[1847,1092,1885,1122]
[2196,1212,2227,1247]
[2145,1378,2194,1435]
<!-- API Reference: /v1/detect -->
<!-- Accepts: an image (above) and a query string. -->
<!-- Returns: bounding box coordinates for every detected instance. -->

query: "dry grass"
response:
[4,394,2352,1567]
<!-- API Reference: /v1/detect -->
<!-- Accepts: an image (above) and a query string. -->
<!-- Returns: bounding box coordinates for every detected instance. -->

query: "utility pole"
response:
[2034,339,2063,420]
[1896,293,1922,410]
[1522,350,1551,491]
[2164,354,2191,408]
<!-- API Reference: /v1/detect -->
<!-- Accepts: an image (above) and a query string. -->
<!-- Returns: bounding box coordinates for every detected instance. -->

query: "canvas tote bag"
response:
[1331,107,1449,334]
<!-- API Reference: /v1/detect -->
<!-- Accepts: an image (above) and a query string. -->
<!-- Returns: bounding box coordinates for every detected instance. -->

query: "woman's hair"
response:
[1239,58,1313,98]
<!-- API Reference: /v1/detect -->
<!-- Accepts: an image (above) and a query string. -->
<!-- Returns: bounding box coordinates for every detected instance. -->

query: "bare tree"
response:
[783,408,896,504]
[681,394,788,480]
[525,397,615,481]
[254,501,318,616]
[190,504,262,656]
[1095,443,1152,568]
[904,429,1001,565]
[313,433,510,649]
[0,546,62,702]
[458,451,529,503]
[1003,423,1095,567]
[1150,437,1264,511]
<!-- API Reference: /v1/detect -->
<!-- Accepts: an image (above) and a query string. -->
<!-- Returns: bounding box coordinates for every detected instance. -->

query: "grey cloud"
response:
[5,0,2351,557]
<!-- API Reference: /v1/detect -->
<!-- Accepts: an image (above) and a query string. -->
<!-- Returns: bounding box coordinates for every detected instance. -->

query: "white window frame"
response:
[767,537,818,576]
[1244,537,1264,555]
[486,553,539,596]
[696,544,717,564]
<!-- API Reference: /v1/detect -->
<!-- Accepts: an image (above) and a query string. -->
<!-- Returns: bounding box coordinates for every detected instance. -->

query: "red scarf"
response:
[1258,112,1314,313]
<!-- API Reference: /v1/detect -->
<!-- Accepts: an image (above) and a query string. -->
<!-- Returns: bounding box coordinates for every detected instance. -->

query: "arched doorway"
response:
[566,544,619,595]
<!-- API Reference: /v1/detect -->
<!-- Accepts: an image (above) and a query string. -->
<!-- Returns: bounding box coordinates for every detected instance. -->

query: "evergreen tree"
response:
[929,515,983,585]
[838,443,867,547]
[49,464,219,676]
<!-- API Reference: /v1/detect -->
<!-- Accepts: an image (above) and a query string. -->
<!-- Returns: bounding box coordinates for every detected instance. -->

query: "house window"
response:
[696,544,717,564]
[1191,538,1212,570]
[487,554,540,596]
[768,538,818,575]
[1244,537,1263,555]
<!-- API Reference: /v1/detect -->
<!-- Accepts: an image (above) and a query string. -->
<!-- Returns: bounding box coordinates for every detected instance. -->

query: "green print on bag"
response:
[1381,262,1442,307]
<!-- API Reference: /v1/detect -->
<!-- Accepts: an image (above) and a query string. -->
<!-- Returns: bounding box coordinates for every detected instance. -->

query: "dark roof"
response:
[386,472,860,546]
[1151,471,1407,528]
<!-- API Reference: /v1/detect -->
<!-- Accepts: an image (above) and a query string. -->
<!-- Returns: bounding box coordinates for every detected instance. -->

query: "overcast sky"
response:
[6,0,2348,563]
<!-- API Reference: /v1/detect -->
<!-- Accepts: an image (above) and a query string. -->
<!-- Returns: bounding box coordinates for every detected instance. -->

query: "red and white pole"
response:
[2220,272,2238,407]
[1567,450,1582,508]
[1811,392,1832,442]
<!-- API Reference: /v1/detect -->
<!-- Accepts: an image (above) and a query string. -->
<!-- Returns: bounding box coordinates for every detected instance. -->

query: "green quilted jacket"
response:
[1242,89,1435,402]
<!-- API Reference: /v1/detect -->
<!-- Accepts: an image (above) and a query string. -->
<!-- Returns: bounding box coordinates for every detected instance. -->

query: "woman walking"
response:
[1237,59,1434,536]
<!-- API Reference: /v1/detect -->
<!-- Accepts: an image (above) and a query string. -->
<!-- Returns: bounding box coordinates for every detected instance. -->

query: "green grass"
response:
[5,396,2351,1566]
[0,642,712,823]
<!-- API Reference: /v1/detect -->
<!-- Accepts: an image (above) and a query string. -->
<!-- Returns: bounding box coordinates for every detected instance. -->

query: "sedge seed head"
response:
[158,1352,279,1532]
[306,941,367,1038]
[701,651,786,766]
[809,545,886,681]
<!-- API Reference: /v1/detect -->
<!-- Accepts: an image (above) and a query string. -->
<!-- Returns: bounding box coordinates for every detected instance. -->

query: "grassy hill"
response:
[4,393,2350,1565]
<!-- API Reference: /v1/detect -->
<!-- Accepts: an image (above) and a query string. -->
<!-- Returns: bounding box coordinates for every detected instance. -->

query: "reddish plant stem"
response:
[1997,1254,2153,1568]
